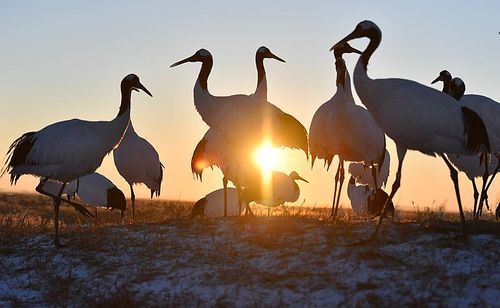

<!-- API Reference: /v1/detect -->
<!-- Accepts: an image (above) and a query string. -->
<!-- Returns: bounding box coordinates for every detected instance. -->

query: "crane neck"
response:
[360,31,381,72]
[442,79,450,94]
[255,54,267,101]
[118,87,132,117]
[198,57,213,91]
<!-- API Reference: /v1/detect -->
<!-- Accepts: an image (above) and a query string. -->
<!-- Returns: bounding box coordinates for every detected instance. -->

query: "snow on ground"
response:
[1,217,499,306]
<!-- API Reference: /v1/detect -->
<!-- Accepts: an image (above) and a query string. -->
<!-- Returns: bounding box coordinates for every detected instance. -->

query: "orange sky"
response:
[0,1,498,213]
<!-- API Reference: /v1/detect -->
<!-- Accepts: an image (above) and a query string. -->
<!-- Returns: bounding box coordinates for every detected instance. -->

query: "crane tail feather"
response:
[2,132,37,184]
[461,107,490,154]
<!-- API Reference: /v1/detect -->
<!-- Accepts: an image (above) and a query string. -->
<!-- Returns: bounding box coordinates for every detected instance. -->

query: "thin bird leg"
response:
[53,182,67,248]
[477,161,499,217]
[476,155,490,219]
[333,160,345,218]
[330,160,342,218]
[471,179,479,220]
[95,208,98,225]
[484,163,499,191]
[223,176,228,217]
[130,184,135,219]
[441,154,467,229]
[370,147,407,241]
[35,181,94,218]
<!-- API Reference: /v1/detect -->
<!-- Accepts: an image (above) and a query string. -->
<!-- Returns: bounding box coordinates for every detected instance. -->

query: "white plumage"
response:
[186,46,300,216]
[321,44,385,219]
[113,122,164,218]
[242,171,308,214]
[191,187,247,218]
[171,48,308,154]
[309,43,363,171]
[191,128,260,187]
[2,74,152,246]
[347,177,371,214]
[309,101,334,169]
[432,72,499,217]
[332,20,490,235]
[348,150,390,189]
[434,72,500,152]
[38,172,126,212]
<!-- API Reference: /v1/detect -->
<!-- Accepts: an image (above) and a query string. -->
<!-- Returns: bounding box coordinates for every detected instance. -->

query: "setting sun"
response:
[253,142,280,174]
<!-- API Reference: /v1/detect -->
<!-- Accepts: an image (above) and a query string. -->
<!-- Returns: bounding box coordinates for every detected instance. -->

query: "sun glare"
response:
[253,142,280,174]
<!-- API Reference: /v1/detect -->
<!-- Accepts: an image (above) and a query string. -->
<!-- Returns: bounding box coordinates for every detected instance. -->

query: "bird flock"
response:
[1,20,499,247]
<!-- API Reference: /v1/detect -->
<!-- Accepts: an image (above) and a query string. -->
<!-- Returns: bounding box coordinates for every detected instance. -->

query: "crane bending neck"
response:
[360,32,381,72]
[198,58,213,91]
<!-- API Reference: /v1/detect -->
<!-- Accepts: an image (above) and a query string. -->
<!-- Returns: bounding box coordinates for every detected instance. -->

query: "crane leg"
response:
[370,147,407,241]
[223,177,228,217]
[333,160,345,218]
[130,184,135,220]
[441,154,467,229]
[53,182,67,248]
[330,160,341,218]
[475,156,490,219]
[95,208,98,225]
[471,180,479,219]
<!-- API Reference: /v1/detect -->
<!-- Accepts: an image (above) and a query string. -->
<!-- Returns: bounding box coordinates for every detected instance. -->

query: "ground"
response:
[0,193,499,306]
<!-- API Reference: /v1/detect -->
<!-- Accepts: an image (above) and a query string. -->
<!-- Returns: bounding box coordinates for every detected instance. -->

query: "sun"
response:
[253,142,280,173]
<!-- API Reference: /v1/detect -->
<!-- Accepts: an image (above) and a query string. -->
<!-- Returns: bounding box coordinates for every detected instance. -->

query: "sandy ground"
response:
[1,206,499,306]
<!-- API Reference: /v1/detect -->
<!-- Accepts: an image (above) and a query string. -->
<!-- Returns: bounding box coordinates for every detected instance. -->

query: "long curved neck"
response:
[198,57,213,91]
[255,54,267,100]
[442,78,450,94]
[360,33,381,72]
[336,69,354,104]
[118,87,132,117]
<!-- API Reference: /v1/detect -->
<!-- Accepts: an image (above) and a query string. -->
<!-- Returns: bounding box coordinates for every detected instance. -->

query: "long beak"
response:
[170,55,195,68]
[431,76,441,84]
[270,52,286,63]
[298,176,309,183]
[329,30,359,51]
[346,45,362,54]
[136,82,153,97]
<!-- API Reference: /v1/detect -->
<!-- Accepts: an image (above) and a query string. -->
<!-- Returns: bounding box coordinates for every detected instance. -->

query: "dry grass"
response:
[0,192,499,306]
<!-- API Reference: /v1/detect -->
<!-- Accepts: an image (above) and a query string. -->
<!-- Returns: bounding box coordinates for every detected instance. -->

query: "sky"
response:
[0,1,498,212]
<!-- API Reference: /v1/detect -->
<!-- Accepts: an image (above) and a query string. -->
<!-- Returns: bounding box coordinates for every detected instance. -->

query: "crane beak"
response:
[330,29,360,51]
[297,175,309,183]
[136,83,153,97]
[170,55,196,68]
[270,52,286,63]
[431,75,441,84]
[346,45,362,54]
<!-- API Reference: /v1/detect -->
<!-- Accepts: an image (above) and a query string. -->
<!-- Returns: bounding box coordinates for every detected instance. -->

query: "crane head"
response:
[289,171,308,183]
[330,20,381,52]
[122,74,153,97]
[106,187,127,218]
[170,49,213,67]
[256,46,286,63]
[331,42,361,59]
[431,70,452,84]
